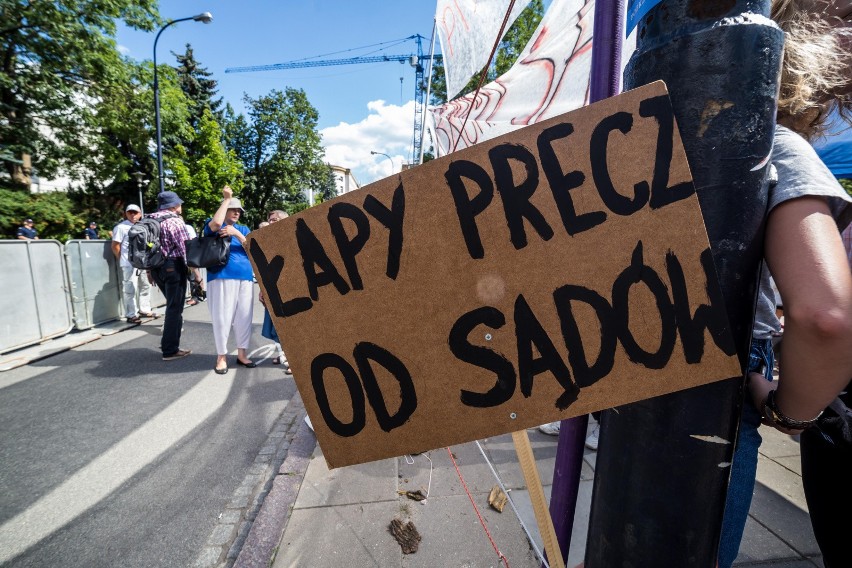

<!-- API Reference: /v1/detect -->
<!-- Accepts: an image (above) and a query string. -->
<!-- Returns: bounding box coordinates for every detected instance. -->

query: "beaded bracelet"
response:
[761,389,822,430]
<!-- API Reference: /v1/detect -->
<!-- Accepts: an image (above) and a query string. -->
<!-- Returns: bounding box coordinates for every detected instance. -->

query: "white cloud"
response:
[117,44,131,55]
[321,99,418,187]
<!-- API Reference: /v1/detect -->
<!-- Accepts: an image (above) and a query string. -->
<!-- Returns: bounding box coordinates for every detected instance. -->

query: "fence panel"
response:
[65,240,122,329]
[0,240,74,354]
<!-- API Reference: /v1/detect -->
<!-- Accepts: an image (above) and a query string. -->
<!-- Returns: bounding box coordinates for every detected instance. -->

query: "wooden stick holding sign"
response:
[247,80,740,469]
[512,430,566,568]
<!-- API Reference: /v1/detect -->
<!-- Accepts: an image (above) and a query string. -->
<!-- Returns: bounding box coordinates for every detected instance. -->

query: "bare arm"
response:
[111,241,121,259]
[760,196,852,424]
[218,223,247,244]
[207,185,233,233]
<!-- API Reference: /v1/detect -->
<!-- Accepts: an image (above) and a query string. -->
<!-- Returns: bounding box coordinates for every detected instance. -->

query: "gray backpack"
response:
[127,213,175,270]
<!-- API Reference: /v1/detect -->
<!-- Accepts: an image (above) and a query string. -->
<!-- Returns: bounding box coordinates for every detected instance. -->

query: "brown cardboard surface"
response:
[247,81,741,469]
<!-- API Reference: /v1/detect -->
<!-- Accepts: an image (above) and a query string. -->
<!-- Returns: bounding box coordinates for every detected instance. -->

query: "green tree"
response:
[66,59,190,227]
[222,103,253,167]
[839,178,851,198]
[174,43,222,129]
[428,0,544,105]
[222,89,328,223]
[314,165,339,205]
[0,188,83,241]
[85,60,157,188]
[154,63,195,171]
[171,108,243,229]
[0,0,160,188]
[169,44,237,228]
[70,59,157,214]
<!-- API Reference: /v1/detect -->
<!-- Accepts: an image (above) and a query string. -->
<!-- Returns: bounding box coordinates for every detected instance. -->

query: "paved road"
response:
[0,300,296,567]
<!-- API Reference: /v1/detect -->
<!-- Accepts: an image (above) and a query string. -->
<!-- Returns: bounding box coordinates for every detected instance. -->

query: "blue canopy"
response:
[813,120,852,179]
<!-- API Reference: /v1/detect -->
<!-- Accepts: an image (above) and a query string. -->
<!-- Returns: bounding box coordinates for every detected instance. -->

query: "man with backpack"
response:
[112,204,156,324]
[147,191,192,361]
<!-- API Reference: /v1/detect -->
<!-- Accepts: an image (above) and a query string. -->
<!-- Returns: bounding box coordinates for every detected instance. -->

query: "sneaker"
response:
[163,349,191,361]
[585,424,600,451]
[538,421,560,436]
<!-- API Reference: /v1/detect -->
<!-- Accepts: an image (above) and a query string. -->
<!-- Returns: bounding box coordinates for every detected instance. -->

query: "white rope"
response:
[403,453,434,501]
[422,452,433,499]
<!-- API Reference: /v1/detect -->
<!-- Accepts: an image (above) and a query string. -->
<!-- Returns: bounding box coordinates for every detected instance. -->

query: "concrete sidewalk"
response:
[239,417,823,568]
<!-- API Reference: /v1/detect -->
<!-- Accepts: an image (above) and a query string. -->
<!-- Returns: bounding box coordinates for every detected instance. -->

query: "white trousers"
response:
[207,278,254,355]
[121,265,152,318]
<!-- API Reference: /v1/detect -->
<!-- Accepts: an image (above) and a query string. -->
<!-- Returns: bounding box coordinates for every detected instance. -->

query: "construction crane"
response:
[224,34,441,164]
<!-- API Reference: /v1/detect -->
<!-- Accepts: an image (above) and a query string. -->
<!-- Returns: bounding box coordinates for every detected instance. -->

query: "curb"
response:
[233,404,318,568]
[0,319,145,371]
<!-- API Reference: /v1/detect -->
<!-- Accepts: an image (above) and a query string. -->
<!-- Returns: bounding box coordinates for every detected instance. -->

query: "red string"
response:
[450,0,518,154]
[446,446,510,568]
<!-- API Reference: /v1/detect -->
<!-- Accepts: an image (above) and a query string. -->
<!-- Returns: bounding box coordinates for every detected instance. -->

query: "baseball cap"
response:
[125,204,141,213]
[25,218,33,223]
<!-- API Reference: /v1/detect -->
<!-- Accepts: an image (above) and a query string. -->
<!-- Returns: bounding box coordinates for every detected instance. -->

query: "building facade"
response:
[330,164,360,195]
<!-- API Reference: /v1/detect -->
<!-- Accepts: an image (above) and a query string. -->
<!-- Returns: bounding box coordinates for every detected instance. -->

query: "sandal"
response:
[272,356,281,365]
[127,316,142,324]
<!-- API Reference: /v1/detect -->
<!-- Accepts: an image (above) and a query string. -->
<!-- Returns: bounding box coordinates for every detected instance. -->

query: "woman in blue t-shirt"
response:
[205,186,256,374]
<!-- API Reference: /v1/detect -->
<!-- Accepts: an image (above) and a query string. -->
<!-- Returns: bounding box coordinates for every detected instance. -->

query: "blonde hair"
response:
[267,210,288,223]
[772,0,852,139]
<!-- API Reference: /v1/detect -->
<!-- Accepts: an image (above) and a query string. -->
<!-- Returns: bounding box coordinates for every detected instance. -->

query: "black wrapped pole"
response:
[586,1,783,565]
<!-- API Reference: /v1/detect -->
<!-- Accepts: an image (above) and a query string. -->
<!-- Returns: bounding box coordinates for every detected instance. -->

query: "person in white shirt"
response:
[112,204,154,323]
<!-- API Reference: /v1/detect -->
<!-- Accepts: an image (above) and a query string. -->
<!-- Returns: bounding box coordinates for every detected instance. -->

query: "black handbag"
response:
[185,234,230,268]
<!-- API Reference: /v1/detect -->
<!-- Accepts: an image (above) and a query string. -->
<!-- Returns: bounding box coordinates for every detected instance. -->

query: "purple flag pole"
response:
[545,2,624,565]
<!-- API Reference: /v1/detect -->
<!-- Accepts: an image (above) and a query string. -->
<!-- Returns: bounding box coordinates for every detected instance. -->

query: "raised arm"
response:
[207,185,233,233]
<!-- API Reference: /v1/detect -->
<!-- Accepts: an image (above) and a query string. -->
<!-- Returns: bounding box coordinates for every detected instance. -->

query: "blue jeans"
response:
[718,338,774,568]
[152,258,187,357]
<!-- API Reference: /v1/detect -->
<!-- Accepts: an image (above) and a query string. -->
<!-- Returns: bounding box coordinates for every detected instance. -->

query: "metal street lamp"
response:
[370,150,394,175]
[153,12,213,194]
[132,171,148,214]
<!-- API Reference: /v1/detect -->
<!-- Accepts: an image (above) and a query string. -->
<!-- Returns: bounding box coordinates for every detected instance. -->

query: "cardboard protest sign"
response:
[247,81,741,469]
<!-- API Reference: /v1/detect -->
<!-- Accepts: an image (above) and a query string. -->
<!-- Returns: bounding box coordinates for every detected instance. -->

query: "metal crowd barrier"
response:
[65,239,123,329]
[0,239,168,355]
[0,240,74,354]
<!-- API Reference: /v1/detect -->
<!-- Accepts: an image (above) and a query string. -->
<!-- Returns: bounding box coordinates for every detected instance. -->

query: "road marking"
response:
[0,370,234,563]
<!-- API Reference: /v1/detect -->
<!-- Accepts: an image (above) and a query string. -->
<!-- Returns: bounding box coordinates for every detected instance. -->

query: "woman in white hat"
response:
[204,185,256,374]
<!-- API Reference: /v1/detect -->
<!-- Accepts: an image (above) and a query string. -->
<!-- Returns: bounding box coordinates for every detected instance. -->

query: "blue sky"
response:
[116,1,442,186]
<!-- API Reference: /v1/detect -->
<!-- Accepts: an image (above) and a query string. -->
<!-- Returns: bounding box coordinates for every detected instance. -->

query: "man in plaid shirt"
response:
[150,191,192,361]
